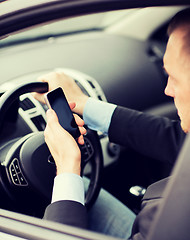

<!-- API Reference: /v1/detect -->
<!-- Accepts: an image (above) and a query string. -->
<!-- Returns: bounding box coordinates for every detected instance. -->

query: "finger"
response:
[32,92,46,103]
[37,76,49,83]
[46,109,59,125]
[78,126,86,135]
[69,102,76,111]
[78,135,84,145]
[74,114,85,127]
[45,109,62,143]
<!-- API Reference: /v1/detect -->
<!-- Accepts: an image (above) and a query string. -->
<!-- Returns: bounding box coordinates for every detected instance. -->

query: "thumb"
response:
[46,109,59,125]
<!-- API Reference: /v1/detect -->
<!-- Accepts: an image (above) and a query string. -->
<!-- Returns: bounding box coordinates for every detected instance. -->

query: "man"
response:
[34,8,190,240]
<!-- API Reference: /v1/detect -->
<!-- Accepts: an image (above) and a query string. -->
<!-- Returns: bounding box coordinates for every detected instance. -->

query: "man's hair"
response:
[167,8,190,56]
[167,8,190,35]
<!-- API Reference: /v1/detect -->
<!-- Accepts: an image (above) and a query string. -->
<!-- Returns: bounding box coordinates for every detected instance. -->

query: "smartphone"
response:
[44,87,80,139]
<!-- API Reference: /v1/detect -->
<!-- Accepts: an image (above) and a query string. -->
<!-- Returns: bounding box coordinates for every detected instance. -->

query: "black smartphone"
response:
[44,87,80,139]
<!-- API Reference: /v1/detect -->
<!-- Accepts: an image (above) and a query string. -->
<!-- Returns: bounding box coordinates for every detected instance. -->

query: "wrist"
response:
[56,161,81,176]
[75,95,89,116]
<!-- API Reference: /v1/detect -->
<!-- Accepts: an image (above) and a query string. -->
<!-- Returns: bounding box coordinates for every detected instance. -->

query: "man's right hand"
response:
[44,108,86,176]
[33,71,89,116]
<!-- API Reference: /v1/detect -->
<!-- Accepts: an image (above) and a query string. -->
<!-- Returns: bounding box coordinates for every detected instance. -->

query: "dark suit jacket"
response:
[44,106,186,239]
[43,200,87,229]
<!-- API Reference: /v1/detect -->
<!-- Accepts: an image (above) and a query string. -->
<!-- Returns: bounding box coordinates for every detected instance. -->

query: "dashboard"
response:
[0,31,169,110]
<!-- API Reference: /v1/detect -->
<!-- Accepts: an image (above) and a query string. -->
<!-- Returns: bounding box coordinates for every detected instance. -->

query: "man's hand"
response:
[44,106,86,176]
[33,72,89,115]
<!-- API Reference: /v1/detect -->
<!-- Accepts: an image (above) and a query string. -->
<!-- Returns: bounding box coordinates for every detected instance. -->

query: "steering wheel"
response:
[0,82,103,214]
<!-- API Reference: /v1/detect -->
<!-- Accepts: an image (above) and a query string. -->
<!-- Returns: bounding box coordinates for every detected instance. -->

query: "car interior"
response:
[0,0,190,239]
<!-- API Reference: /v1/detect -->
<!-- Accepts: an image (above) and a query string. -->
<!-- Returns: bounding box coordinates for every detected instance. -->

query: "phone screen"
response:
[45,87,80,139]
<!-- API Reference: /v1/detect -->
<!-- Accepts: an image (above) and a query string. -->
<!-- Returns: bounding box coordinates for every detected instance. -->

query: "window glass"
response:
[0,9,137,46]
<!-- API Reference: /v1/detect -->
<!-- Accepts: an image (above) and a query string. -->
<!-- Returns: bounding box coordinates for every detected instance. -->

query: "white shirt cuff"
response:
[51,172,85,205]
[83,97,117,134]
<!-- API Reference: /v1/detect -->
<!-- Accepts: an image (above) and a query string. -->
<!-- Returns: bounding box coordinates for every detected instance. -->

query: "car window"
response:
[0,9,137,47]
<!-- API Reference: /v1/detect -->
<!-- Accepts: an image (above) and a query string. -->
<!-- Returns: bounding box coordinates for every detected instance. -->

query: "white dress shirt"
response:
[51,97,117,205]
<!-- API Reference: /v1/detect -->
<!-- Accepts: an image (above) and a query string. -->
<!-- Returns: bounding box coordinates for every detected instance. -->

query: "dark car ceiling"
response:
[0,31,169,111]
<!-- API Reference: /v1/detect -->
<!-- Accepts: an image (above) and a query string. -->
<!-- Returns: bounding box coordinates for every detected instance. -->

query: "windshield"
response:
[0,9,137,47]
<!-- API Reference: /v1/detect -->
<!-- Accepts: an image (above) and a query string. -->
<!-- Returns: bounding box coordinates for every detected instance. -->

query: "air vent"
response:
[20,97,35,111]
[75,80,90,96]
[31,115,46,131]
[98,95,103,101]
[87,80,95,89]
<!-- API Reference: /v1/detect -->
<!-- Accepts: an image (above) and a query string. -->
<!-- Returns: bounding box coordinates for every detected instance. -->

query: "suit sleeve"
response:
[43,200,88,229]
[108,106,186,165]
